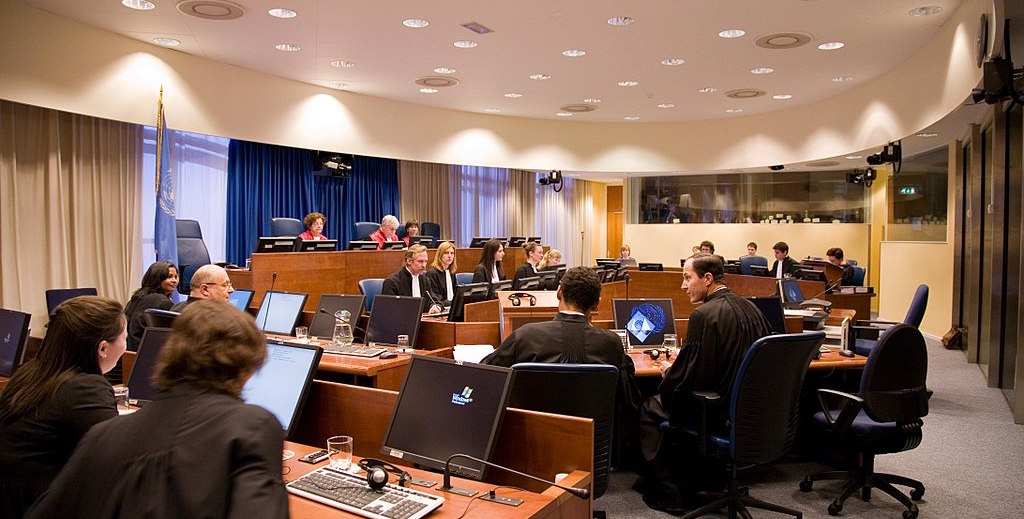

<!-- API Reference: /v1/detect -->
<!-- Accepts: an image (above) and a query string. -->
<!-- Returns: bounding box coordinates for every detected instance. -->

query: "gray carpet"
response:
[596,337,1024,517]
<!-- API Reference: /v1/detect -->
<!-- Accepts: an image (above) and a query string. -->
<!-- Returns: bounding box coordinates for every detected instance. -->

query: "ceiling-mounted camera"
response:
[769,165,784,171]
[847,167,877,188]
[866,141,902,173]
[538,170,563,192]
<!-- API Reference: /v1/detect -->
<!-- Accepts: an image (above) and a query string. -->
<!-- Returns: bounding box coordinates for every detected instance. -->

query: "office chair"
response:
[509,363,618,499]
[358,278,385,312]
[738,255,768,276]
[849,265,866,287]
[454,272,473,286]
[396,224,406,239]
[800,324,930,519]
[852,284,928,357]
[142,308,180,328]
[420,221,441,239]
[45,287,98,315]
[659,331,825,519]
[270,217,304,237]
[353,221,378,241]
[175,219,212,295]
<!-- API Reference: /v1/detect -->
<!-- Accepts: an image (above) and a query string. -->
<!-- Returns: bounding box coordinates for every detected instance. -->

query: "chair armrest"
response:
[691,390,721,456]
[851,325,882,340]
[817,388,864,431]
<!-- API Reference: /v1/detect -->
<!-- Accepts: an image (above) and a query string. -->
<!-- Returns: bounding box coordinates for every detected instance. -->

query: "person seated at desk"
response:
[124,260,178,351]
[617,245,637,268]
[298,211,327,240]
[402,220,419,246]
[368,214,400,250]
[382,244,442,314]
[471,238,506,283]
[539,248,562,270]
[771,241,799,278]
[699,240,715,254]
[512,241,544,288]
[826,246,855,286]
[425,241,458,305]
[744,241,758,257]
[0,296,126,519]
[481,266,639,410]
[637,254,770,514]
[26,300,288,519]
[169,264,234,312]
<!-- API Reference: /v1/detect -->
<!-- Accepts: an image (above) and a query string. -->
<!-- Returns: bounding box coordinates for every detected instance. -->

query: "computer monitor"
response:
[125,327,172,405]
[408,235,436,248]
[380,356,514,480]
[778,278,805,307]
[308,294,366,339]
[381,241,405,250]
[45,287,98,316]
[486,279,512,300]
[492,237,508,246]
[254,236,300,253]
[296,239,337,252]
[0,308,31,378]
[596,259,619,269]
[749,265,770,276]
[537,270,559,290]
[527,236,541,244]
[347,240,379,250]
[514,276,542,290]
[613,266,629,281]
[794,268,828,282]
[228,289,254,311]
[254,290,308,336]
[507,236,527,247]
[241,340,323,439]
[365,295,423,347]
[601,269,616,283]
[638,262,664,271]
[469,237,490,248]
[594,257,615,265]
[724,262,741,274]
[612,299,677,348]
[447,282,489,322]
[747,296,788,334]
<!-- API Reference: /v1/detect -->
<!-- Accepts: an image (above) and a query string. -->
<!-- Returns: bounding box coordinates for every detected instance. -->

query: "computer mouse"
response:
[379,351,399,359]
[838,349,856,358]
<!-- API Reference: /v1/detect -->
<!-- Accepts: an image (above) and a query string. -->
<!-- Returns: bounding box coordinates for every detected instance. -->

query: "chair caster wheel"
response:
[902,510,918,519]
[828,503,842,516]
[799,479,813,492]
[910,488,924,500]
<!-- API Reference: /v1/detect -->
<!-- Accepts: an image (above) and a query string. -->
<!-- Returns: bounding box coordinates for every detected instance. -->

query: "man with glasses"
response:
[170,264,234,312]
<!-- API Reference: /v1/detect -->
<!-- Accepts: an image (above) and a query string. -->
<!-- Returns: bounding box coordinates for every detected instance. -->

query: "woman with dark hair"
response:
[123,261,178,351]
[512,241,544,288]
[298,212,327,240]
[27,300,288,519]
[425,241,458,304]
[471,238,506,283]
[0,296,126,518]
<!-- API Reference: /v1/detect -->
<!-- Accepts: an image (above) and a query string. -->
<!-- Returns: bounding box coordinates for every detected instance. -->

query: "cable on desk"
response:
[455,485,527,519]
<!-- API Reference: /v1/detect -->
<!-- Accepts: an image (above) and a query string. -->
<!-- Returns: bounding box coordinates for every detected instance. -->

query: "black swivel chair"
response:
[175,219,212,295]
[659,331,825,519]
[45,287,98,316]
[420,221,441,239]
[353,221,378,240]
[271,217,304,237]
[800,324,931,519]
[142,308,180,328]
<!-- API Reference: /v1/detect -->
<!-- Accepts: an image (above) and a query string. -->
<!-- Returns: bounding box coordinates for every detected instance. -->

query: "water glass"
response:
[327,435,353,471]
[396,334,410,352]
[663,334,679,357]
[294,326,308,342]
[113,385,131,414]
[333,310,353,347]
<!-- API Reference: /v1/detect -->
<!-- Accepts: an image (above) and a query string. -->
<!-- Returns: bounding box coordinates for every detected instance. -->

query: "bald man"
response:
[170,264,234,312]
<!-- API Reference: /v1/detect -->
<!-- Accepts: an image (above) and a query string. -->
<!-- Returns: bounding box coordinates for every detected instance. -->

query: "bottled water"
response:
[333,310,354,348]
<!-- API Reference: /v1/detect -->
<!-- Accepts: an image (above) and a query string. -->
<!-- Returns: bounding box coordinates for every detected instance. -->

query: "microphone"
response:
[439,453,589,500]
[262,271,277,331]
[806,279,841,301]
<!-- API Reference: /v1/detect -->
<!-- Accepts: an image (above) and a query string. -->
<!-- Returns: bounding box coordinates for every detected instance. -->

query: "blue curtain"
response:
[226,140,399,265]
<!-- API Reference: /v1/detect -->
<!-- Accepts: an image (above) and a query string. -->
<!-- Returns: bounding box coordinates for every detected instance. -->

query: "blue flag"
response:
[154,90,178,264]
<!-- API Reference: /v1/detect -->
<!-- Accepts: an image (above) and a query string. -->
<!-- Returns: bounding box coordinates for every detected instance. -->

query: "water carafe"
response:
[333,310,354,347]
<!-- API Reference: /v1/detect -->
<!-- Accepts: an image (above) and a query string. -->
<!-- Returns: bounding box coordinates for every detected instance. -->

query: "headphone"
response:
[508,292,537,306]
[643,348,673,361]
[358,458,410,489]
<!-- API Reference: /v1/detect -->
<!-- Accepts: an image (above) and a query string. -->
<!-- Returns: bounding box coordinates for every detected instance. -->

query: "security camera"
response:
[769,165,784,171]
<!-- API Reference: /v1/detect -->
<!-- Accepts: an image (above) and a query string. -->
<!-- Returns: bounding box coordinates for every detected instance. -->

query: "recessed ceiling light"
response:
[719,29,746,38]
[556,112,573,117]
[484,108,502,113]
[624,116,641,121]
[916,132,939,137]
[657,103,675,108]
[268,8,297,19]
[818,41,845,50]
[153,37,181,47]
[751,67,774,74]
[504,93,523,98]
[328,82,348,89]
[419,88,439,94]
[831,75,854,83]
[433,66,456,74]
[275,43,300,52]
[661,58,686,66]
[454,40,478,48]
[698,87,717,93]
[909,6,942,17]
[725,109,743,113]
[845,155,863,160]
[530,74,552,80]
[583,98,602,103]
[562,49,586,58]
[403,18,429,28]
[122,0,155,10]
[331,60,355,68]
[772,94,793,100]
[618,80,639,87]
[607,16,635,26]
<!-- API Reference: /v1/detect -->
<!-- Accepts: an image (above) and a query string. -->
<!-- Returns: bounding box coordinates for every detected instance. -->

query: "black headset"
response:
[358,458,410,489]
[508,292,537,306]
[643,347,673,361]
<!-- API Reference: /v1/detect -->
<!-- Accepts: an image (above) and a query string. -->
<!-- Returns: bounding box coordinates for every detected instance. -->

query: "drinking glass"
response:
[327,435,353,471]
[113,385,131,414]
[663,334,679,357]
[396,334,410,352]
[294,326,308,342]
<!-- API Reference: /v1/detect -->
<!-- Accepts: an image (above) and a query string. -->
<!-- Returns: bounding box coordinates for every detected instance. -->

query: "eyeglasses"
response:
[203,280,233,289]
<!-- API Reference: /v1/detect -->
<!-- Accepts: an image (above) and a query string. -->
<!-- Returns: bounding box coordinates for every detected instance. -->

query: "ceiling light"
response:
[618,80,639,87]
[562,49,586,58]
[583,98,602,103]
[831,76,853,83]
[122,0,155,10]
[657,103,675,108]
[504,93,523,98]
[698,87,717,93]
[454,40,478,48]
[661,58,686,66]
[530,74,552,80]
[818,41,845,50]
[419,88,439,94]
[751,67,774,74]
[403,19,429,28]
[725,109,743,113]
[268,8,297,19]
[484,108,502,113]
[556,112,573,117]
[461,22,493,35]
[624,116,641,121]
[330,60,354,68]
[607,16,635,26]
[328,82,348,89]
[772,94,793,100]
[719,29,746,38]
[275,43,300,52]
[153,37,181,47]
[433,66,456,74]
[845,155,863,160]
[916,132,939,137]
[908,6,942,17]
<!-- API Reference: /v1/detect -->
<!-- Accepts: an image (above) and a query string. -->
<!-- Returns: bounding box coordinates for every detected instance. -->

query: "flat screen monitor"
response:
[126,327,172,405]
[254,236,299,253]
[45,287,98,316]
[747,296,788,334]
[486,279,512,300]
[380,356,513,480]
[0,308,31,378]
[228,289,254,311]
[724,262,741,274]
[254,290,308,336]
[596,260,619,269]
[527,236,541,244]
[348,240,380,250]
[514,276,541,291]
[448,282,489,322]
[241,340,323,439]
[613,266,629,281]
[749,265,770,277]
[365,295,423,347]
[408,235,436,248]
[638,262,664,271]
[613,299,677,348]
[537,270,558,290]
[297,239,337,252]
[381,241,405,250]
[469,237,490,248]
[794,268,828,282]
[778,278,805,306]
[308,294,366,339]
[507,236,527,247]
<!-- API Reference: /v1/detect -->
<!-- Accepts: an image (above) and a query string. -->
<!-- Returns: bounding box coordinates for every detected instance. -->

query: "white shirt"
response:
[444,270,454,300]
[408,268,421,297]
[491,264,500,283]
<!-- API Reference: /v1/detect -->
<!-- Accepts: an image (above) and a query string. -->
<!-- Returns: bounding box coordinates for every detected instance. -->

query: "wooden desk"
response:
[628,348,866,377]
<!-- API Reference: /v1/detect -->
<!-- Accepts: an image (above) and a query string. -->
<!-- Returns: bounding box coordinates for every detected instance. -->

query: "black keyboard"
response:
[288,466,444,519]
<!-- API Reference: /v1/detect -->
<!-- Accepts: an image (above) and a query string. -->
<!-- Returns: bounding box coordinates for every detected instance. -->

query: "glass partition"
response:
[888,145,949,242]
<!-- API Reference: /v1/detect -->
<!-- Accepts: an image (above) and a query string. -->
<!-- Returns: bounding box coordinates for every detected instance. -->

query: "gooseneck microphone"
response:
[439,453,589,499]
[262,271,277,331]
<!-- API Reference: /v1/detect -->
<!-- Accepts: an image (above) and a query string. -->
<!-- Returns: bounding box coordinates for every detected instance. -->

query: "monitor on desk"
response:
[296,239,337,252]
[381,241,405,250]
[747,296,788,334]
[794,268,828,282]
[468,237,490,248]
[528,236,542,244]
[507,236,527,247]
[749,265,770,276]
[486,279,512,300]
[778,278,805,306]
[308,294,366,339]
[380,356,514,480]
[254,290,308,336]
[126,327,172,404]
[254,236,300,253]
[537,267,565,290]
[365,294,423,347]
[513,275,541,291]
[448,282,489,322]
[638,262,664,271]
[0,308,31,378]
[228,289,254,311]
[241,340,323,439]
[612,299,677,348]
[408,235,436,248]
[347,240,380,250]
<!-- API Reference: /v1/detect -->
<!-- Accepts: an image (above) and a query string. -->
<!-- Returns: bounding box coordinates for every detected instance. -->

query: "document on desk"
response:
[453,344,495,363]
